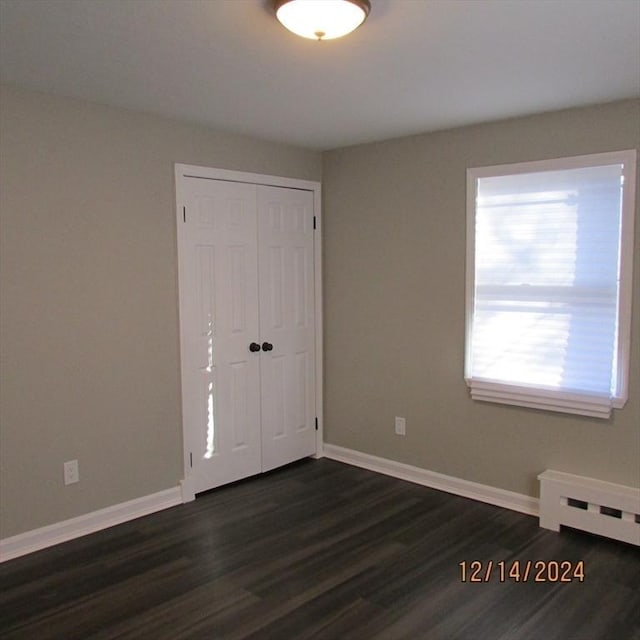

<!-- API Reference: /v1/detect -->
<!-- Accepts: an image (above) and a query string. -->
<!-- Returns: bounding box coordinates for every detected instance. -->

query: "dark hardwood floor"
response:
[1,458,639,639]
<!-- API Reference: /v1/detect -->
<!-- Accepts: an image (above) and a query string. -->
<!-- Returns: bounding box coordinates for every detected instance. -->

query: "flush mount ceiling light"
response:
[273,0,371,41]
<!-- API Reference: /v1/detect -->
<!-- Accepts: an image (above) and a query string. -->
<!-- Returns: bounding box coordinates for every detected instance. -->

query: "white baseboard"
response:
[1,451,538,562]
[0,486,182,562]
[323,443,539,517]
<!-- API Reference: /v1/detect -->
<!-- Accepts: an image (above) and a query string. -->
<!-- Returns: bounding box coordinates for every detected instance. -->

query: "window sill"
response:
[466,379,622,419]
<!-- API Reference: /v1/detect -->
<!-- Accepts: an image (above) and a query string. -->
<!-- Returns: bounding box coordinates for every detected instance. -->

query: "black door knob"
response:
[249,342,261,352]
[262,342,274,352]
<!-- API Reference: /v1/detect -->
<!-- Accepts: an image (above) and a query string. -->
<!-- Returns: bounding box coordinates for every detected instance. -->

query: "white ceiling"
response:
[1,0,638,151]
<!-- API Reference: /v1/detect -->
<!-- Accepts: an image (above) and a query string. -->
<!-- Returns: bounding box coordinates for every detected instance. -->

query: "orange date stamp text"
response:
[459,560,585,583]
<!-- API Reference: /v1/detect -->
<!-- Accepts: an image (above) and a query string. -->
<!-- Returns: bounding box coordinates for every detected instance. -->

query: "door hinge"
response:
[313,216,316,230]
[189,452,193,468]
[183,206,186,223]
[315,417,318,431]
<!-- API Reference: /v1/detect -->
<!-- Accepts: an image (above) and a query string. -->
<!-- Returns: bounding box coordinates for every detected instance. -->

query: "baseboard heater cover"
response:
[538,470,640,546]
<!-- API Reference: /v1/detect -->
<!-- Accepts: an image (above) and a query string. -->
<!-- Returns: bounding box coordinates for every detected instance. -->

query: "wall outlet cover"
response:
[64,460,79,485]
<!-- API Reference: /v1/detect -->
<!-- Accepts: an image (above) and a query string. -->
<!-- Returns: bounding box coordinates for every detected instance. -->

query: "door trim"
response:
[175,164,323,502]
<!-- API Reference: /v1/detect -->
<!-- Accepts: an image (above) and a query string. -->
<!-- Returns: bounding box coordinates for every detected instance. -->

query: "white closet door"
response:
[257,186,316,471]
[181,178,262,493]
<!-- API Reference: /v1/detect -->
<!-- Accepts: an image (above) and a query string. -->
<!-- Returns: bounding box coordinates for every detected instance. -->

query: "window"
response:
[465,150,636,418]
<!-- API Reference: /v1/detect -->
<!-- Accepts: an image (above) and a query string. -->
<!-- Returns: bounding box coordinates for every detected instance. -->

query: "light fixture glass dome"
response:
[274,0,371,41]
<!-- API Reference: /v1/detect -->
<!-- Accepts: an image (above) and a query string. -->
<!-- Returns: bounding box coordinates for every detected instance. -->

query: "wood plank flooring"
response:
[1,458,639,639]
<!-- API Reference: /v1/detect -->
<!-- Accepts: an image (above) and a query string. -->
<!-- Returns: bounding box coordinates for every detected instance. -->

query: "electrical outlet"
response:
[64,459,79,485]
[395,416,406,436]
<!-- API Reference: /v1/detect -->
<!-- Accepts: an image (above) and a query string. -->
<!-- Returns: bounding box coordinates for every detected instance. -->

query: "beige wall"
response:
[0,84,321,538]
[2,84,638,541]
[322,99,640,497]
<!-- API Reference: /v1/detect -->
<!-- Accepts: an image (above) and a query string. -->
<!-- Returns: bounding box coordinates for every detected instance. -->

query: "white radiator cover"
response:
[538,470,640,546]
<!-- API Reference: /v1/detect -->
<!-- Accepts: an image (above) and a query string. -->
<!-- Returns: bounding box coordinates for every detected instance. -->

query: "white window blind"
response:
[465,151,636,418]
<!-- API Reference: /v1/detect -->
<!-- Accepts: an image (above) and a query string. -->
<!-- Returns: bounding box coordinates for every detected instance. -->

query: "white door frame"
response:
[175,163,323,502]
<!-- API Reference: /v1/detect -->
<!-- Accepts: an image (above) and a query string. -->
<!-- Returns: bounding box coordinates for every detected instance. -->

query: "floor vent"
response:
[538,470,640,546]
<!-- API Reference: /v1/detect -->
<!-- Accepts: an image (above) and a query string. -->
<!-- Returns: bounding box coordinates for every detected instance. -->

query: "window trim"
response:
[465,150,637,418]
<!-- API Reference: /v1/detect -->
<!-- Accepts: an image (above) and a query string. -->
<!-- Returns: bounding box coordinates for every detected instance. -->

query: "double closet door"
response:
[178,174,317,494]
